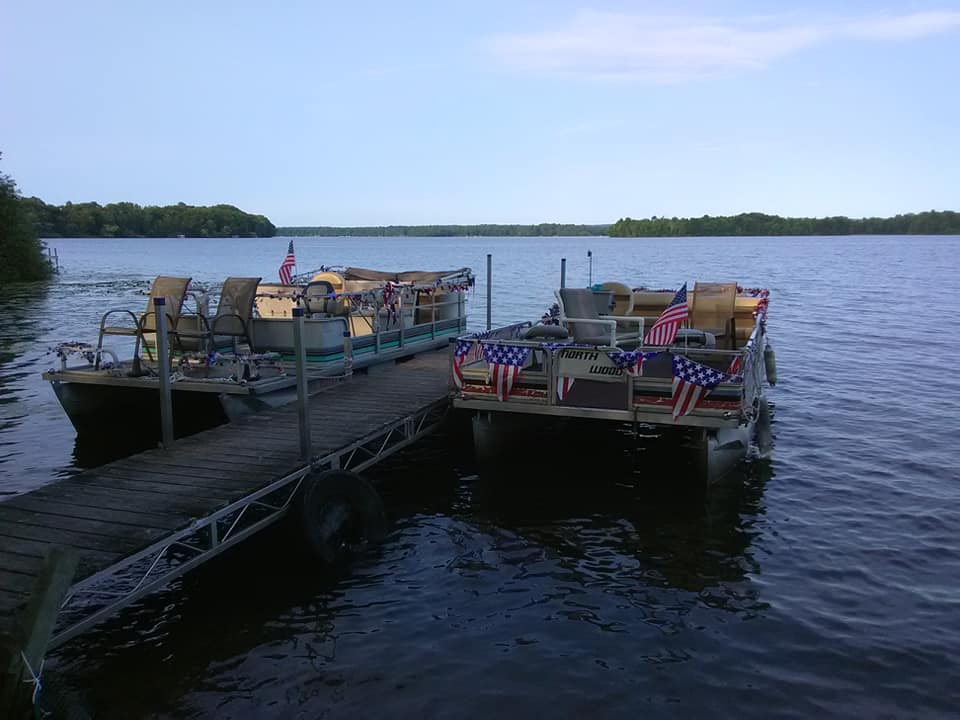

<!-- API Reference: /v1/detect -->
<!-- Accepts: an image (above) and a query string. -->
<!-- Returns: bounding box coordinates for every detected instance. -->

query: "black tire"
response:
[298,469,386,564]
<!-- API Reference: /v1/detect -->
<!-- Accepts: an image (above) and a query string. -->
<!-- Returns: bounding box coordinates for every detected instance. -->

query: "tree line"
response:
[23,198,276,238]
[609,211,960,237]
[278,223,611,237]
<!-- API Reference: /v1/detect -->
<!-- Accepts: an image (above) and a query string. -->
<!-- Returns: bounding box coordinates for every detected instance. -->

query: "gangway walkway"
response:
[0,349,451,712]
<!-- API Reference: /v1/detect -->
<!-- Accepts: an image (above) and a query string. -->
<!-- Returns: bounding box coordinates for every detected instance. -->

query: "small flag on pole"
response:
[643,284,688,346]
[278,240,296,285]
[671,354,727,419]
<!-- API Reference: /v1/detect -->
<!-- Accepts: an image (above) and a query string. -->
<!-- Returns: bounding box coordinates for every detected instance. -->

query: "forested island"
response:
[278,223,610,237]
[24,199,276,238]
[609,211,960,237]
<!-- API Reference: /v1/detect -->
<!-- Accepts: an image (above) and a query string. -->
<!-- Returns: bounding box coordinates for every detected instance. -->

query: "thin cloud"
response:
[486,10,960,82]
[846,11,960,40]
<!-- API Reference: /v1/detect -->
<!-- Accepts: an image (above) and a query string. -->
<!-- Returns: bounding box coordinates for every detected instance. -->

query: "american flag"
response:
[482,343,530,401]
[671,354,727,419]
[609,349,658,377]
[728,354,743,375]
[557,375,575,400]
[643,284,688,346]
[278,240,296,285]
[451,339,473,389]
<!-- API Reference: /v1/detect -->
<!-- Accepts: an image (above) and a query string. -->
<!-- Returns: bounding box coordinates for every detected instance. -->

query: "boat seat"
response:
[172,276,261,352]
[303,280,335,315]
[598,282,634,316]
[97,275,192,368]
[557,288,644,347]
[690,282,737,349]
[674,329,716,349]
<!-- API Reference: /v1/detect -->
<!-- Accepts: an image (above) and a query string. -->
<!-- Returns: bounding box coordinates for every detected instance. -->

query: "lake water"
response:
[2,235,959,717]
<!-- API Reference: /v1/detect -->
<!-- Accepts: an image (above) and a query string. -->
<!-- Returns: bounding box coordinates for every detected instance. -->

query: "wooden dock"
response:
[0,348,452,712]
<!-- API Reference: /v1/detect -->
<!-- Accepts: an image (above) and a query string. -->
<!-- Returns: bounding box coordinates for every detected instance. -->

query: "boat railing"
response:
[254,280,469,336]
[454,313,767,425]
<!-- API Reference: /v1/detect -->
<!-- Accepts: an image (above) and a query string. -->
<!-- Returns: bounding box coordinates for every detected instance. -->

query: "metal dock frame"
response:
[48,394,448,648]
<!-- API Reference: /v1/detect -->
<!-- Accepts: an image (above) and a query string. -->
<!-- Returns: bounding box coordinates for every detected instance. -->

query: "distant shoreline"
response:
[278,211,959,238]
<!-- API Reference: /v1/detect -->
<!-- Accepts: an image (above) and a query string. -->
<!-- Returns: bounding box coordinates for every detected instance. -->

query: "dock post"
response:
[154,297,175,448]
[486,253,492,331]
[560,258,567,289]
[0,547,77,717]
[292,307,311,461]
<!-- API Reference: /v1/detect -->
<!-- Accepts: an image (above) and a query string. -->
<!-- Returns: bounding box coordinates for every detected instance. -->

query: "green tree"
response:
[0,155,53,283]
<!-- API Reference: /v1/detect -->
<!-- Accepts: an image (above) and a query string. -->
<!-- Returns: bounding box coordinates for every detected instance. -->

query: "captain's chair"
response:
[556,288,644,347]
[690,282,737,349]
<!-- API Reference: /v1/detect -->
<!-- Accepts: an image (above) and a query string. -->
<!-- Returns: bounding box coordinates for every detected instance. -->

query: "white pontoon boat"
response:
[452,281,775,483]
[44,266,473,439]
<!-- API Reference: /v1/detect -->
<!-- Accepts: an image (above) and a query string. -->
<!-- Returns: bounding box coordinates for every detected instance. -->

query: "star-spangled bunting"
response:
[671,354,728,419]
[608,350,660,377]
[644,284,688,346]
[451,338,473,389]
[482,343,530,401]
[470,331,491,361]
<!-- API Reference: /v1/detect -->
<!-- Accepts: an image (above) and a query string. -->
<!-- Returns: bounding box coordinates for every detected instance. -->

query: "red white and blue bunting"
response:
[454,336,745,416]
[608,349,660,377]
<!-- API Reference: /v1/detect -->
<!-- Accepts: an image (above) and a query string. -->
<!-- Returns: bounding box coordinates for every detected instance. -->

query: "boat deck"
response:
[0,348,452,651]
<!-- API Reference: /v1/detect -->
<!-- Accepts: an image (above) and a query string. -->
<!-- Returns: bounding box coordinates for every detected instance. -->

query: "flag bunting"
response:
[482,343,530,401]
[451,339,474,389]
[671,354,728,419]
[608,350,660,377]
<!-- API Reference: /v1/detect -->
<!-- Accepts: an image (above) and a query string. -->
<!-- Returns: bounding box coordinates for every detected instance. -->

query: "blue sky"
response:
[2,1,958,225]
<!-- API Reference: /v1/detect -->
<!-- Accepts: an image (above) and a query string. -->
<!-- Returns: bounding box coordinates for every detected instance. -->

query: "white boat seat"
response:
[557,288,644,347]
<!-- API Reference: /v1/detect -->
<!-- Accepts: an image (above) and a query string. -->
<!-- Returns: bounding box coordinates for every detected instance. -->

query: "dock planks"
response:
[0,349,452,625]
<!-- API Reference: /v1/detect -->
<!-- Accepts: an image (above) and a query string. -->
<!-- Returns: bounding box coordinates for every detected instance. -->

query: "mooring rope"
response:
[20,650,44,704]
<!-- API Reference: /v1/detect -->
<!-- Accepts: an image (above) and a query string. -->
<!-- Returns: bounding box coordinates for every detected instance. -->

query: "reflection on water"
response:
[5,235,960,717]
[0,282,60,493]
[51,423,775,718]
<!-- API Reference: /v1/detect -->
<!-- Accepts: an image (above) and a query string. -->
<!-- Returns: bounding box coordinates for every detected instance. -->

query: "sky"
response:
[2,1,959,226]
